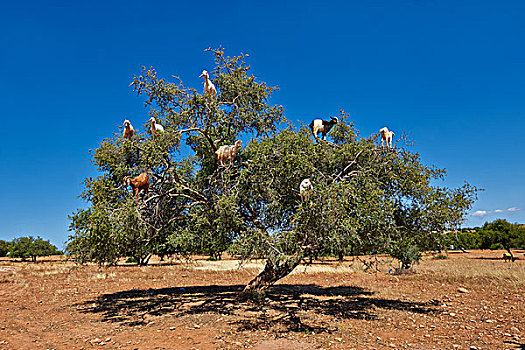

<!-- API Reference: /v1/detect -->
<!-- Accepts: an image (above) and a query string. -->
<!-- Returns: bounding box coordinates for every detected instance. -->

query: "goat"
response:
[299,178,312,201]
[199,70,217,99]
[503,252,516,262]
[149,117,164,136]
[309,116,338,140]
[215,140,242,166]
[379,127,395,148]
[122,119,134,140]
[123,173,149,204]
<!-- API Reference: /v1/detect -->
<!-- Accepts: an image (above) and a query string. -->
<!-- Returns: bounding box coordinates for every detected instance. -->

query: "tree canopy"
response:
[9,236,61,262]
[68,48,477,299]
[450,219,525,253]
[0,240,9,257]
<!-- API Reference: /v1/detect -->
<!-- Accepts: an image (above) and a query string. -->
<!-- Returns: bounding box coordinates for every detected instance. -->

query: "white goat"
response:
[299,178,313,201]
[215,140,242,166]
[379,127,395,148]
[310,117,338,140]
[149,117,164,136]
[199,70,217,98]
[123,119,134,140]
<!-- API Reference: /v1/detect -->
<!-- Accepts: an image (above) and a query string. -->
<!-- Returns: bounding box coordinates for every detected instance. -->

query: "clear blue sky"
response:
[1,0,524,248]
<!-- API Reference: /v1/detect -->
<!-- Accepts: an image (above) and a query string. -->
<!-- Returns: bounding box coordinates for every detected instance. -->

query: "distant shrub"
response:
[435,254,448,259]
[390,240,422,270]
[125,257,137,264]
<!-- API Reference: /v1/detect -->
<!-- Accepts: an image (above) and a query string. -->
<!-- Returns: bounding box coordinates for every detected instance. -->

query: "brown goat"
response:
[215,140,242,166]
[123,173,149,204]
[123,119,134,140]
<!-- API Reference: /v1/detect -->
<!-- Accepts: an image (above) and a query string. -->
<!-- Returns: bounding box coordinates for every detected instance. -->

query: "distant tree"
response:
[478,219,525,257]
[9,236,61,262]
[0,240,9,257]
[68,48,478,300]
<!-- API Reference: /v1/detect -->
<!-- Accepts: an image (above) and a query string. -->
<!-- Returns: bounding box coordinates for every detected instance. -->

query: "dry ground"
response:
[0,250,523,350]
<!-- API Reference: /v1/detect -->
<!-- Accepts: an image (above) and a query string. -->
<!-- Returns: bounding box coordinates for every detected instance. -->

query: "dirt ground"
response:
[0,250,523,350]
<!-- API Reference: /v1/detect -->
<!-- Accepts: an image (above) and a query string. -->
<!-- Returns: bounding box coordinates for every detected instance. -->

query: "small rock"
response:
[169,327,176,330]
[335,337,343,342]
[90,338,101,344]
[470,346,477,350]
[504,333,512,337]
[105,337,111,342]
[450,312,456,317]
[458,287,469,293]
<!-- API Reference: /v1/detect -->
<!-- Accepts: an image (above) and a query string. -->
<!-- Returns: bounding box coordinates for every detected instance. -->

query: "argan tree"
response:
[9,236,61,262]
[68,48,477,299]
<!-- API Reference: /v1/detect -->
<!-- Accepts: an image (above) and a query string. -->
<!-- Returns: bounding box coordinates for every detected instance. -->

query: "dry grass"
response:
[417,252,525,285]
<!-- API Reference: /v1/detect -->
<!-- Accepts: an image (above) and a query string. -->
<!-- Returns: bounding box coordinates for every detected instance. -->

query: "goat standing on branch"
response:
[379,127,395,148]
[299,178,312,202]
[123,173,149,204]
[310,116,338,140]
[199,70,217,99]
[149,117,164,137]
[122,119,134,140]
[215,140,242,166]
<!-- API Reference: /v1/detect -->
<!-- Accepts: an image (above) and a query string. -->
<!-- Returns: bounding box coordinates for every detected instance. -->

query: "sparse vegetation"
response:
[0,251,523,349]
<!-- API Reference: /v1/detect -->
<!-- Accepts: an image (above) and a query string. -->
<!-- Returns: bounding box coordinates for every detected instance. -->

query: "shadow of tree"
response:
[504,341,525,350]
[76,283,438,333]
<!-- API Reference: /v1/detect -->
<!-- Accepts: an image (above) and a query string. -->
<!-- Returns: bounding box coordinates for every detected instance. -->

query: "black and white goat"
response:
[309,116,338,140]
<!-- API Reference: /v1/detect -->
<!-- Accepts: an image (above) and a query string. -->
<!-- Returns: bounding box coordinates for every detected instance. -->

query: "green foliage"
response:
[389,239,422,269]
[125,257,137,264]
[68,48,477,296]
[448,220,525,250]
[9,236,61,262]
[0,240,9,257]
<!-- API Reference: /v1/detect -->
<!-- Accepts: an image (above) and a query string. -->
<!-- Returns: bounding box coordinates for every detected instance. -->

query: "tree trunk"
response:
[238,256,301,301]
[338,250,344,262]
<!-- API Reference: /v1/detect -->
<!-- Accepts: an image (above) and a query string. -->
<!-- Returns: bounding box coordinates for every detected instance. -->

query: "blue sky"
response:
[1,0,524,248]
